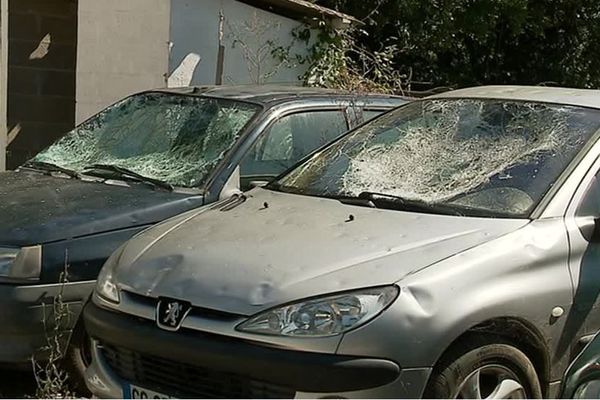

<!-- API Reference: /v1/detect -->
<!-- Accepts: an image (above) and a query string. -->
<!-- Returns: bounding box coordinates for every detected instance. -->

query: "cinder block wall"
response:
[6,0,77,169]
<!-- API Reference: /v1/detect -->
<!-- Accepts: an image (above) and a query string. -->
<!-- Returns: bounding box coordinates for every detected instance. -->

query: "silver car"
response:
[85,86,600,398]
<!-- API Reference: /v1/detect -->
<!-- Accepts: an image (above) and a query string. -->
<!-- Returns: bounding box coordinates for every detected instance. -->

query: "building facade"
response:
[0,0,353,169]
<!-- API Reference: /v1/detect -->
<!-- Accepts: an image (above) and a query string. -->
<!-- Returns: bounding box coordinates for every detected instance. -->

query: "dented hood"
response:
[0,170,203,246]
[116,188,528,315]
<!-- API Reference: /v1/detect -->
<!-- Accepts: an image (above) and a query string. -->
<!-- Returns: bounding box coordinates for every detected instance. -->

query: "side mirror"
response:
[580,217,600,242]
[593,218,600,242]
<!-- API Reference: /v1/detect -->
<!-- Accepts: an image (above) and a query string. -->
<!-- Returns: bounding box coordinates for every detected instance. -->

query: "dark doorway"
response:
[6,0,77,169]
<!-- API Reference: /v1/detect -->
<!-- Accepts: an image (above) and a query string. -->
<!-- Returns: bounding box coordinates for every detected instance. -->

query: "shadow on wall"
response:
[6,0,77,169]
[168,0,309,88]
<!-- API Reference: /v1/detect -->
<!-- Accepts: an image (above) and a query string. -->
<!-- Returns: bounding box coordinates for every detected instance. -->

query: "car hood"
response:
[0,171,203,246]
[117,188,528,315]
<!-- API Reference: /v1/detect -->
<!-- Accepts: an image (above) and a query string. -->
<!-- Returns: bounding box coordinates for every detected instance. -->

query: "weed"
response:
[31,261,76,398]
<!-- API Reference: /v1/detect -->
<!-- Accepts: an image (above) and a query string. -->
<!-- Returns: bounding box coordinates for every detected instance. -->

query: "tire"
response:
[425,336,542,399]
[62,321,92,397]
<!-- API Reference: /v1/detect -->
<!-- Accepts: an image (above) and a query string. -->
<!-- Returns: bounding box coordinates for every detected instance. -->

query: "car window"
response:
[363,109,387,122]
[240,110,348,189]
[274,99,600,218]
[577,174,600,217]
[32,92,259,187]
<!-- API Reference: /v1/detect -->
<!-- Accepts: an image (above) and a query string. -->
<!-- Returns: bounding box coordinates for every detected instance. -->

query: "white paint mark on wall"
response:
[7,123,21,145]
[29,33,51,60]
[168,52,201,87]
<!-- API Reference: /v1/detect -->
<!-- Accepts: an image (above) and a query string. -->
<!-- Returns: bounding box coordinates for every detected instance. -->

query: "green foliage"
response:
[316,0,600,89]
[287,22,407,93]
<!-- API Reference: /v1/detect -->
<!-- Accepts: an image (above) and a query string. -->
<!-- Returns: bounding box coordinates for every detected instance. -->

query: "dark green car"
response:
[561,333,600,398]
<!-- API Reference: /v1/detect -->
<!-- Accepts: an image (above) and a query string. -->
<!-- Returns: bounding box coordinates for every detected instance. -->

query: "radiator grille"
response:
[101,343,295,399]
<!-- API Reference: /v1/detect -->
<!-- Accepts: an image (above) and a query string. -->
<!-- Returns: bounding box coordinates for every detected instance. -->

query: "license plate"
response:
[124,383,173,399]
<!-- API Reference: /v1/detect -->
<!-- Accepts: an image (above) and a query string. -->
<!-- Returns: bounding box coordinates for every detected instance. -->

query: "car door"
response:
[565,156,600,357]
[239,109,349,190]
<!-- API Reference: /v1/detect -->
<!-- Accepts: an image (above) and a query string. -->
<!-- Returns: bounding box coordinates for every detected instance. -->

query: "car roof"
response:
[430,85,600,110]
[156,84,410,106]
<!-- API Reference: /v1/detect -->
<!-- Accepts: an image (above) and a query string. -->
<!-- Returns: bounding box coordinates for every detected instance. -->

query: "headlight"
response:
[237,286,399,337]
[95,246,124,304]
[0,246,42,282]
[96,265,119,303]
[0,248,20,276]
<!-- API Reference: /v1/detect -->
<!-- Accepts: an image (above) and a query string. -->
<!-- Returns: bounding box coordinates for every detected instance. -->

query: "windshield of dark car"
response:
[273,98,600,217]
[31,92,259,187]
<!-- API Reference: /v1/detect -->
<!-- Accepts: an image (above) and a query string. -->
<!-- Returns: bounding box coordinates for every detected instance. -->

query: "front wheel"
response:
[63,321,93,397]
[425,341,542,399]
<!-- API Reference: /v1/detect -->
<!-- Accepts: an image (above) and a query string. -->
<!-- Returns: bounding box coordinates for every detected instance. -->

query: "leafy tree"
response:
[316,0,600,89]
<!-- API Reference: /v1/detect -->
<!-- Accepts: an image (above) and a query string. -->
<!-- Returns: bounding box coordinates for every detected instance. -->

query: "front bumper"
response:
[84,301,431,398]
[0,280,95,364]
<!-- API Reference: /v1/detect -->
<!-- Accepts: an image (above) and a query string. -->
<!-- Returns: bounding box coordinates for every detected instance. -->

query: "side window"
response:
[577,174,600,217]
[240,110,348,189]
[363,109,387,122]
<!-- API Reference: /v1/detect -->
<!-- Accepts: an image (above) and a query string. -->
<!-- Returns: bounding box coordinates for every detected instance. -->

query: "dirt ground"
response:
[0,367,37,398]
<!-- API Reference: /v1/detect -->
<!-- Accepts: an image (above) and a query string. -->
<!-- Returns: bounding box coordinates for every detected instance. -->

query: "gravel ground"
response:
[0,367,37,398]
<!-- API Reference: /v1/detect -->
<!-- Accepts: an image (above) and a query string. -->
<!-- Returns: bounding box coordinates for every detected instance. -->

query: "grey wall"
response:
[169,0,310,87]
[76,0,170,124]
[6,0,77,169]
[0,0,7,170]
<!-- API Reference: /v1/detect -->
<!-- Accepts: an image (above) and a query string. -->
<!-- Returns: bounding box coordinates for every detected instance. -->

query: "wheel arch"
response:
[432,316,551,397]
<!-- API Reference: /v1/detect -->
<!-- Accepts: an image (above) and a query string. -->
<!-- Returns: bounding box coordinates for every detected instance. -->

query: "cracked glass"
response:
[275,99,600,217]
[32,92,260,188]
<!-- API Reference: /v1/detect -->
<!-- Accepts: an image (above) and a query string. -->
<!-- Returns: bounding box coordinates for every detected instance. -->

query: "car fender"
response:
[338,218,573,381]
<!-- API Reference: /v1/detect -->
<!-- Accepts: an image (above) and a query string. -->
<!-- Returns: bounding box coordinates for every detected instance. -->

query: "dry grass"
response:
[30,263,77,398]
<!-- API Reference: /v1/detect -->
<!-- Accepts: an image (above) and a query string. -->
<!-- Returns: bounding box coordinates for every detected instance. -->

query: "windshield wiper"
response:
[337,196,377,208]
[350,191,464,216]
[83,164,173,191]
[21,161,81,179]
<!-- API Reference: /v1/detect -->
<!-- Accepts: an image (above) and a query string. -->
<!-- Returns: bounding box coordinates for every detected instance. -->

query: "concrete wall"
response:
[169,0,309,86]
[0,0,7,170]
[76,0,170,124]
[6,0,77,169]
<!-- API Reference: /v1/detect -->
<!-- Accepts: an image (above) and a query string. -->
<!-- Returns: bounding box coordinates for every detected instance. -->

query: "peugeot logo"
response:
[156,298,192,331]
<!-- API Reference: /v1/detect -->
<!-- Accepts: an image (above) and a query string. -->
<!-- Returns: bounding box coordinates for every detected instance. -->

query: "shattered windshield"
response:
[31,92,259,187]
[275,99,600,217]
